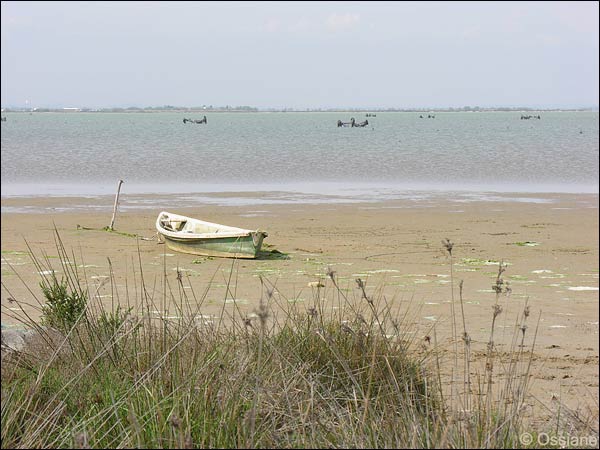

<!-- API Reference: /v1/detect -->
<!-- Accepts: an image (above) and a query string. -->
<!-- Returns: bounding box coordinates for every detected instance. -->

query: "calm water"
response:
[1,111,598,197]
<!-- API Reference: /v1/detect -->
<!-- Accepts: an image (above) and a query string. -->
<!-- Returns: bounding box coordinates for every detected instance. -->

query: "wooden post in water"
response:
[109,179,124,230]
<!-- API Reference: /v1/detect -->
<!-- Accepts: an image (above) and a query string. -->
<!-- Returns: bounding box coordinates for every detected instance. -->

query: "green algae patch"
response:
[304,257,325,265]
[514,241,540,247]
[460,258,509,266]
[192,257,214,264]
[508,275,529,281]
[253,266,282,277]
[224,298,249,305]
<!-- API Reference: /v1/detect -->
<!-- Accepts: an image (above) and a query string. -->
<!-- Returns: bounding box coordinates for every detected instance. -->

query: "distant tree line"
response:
[1,105,596,113]
[1,105,259,113]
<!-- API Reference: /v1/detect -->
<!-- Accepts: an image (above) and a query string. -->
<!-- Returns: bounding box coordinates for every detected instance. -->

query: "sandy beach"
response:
[1,192,598,424]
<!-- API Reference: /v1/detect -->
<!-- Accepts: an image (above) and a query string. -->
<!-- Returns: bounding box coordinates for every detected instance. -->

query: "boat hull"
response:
[162,233,266,259]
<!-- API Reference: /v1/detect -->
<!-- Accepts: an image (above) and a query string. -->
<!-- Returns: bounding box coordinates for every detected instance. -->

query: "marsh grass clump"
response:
[40,273,88,333]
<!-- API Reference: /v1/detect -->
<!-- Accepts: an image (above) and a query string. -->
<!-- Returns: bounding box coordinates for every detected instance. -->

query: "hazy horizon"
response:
[1,104,599,111]
[2,1,599,110]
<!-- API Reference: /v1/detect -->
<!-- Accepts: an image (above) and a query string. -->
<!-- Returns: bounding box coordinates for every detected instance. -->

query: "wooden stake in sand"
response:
[109,179,124,230]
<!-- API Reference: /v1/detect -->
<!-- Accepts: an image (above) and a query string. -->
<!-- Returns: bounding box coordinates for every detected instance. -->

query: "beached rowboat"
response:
[156,211,268,259]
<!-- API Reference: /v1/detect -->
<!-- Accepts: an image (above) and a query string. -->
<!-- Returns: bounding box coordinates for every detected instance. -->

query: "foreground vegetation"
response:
[1,234,597,448]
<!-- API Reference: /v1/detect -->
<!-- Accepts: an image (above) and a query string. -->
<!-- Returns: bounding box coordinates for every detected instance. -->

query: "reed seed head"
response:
[257,303,269,325]
[170,414,181,428]
[442,238,453,255]
[462,332,471,345]
[492,304,503,318]
[73,432,89,449]
[326,266,336,281]
[355,278,365,290]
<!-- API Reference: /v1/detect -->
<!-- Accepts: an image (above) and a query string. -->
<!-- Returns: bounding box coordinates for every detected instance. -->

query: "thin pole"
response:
[109,179,124,230]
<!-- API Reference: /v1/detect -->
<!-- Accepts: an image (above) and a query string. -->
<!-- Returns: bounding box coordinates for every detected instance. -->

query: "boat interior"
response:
[159,214,243,235]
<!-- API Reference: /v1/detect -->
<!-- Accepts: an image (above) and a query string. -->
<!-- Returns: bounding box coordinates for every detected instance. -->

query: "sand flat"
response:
[1,192,598,420]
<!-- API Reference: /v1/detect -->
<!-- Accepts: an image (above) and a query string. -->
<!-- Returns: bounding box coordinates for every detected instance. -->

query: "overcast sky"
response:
[1,1,598,109]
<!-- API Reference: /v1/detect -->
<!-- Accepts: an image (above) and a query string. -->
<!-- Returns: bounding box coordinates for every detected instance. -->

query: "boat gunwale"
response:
[155,211,267,240]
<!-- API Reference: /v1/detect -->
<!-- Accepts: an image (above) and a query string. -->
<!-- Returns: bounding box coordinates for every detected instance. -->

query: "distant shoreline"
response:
[1,107,598,113]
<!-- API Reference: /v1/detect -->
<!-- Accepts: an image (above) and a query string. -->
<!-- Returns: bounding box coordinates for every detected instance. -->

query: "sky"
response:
[1,1,598,110]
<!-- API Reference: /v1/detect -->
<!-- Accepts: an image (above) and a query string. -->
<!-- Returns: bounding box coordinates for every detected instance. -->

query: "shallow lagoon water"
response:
[1,111,598,200]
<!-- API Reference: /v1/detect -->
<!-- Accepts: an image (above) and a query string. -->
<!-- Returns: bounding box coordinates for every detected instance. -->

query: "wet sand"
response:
[1,192,598,424]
